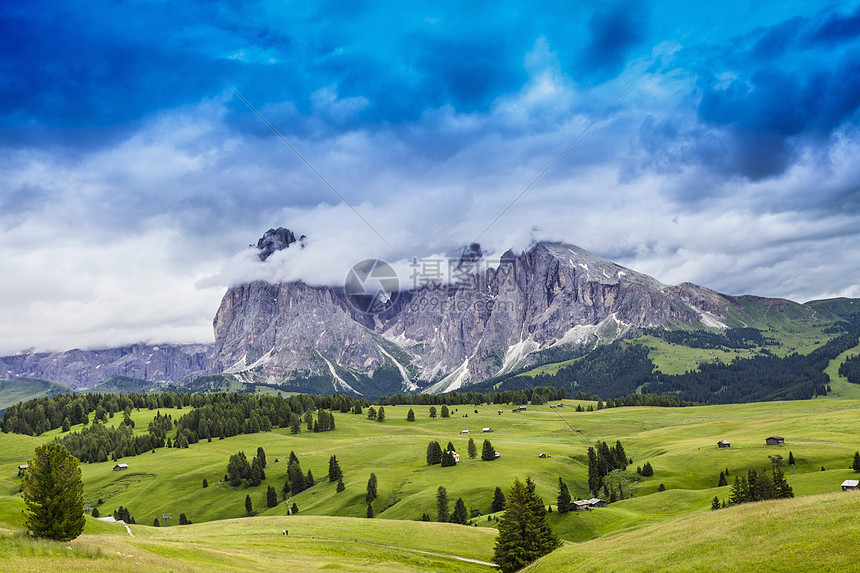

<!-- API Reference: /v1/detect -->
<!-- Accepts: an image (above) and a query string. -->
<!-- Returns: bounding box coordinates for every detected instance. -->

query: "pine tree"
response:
[377,406,385,422]
[328,455,343,482]
[91,507,99,518]
[179,513,190,525]
[202,478,208,488]
[22,443,86,541]
[711,496,721,510]
[154,517,161,526]
[256,447,267,468]
[429,406,437,419]
[440,405,449,418]
[336,477,345,492]
[306,469,314,487]
[366,473,378,503]
[481,439,496,461]
[441,449,457,467]
[493,478,561,573]
[451,498,468,524]
[288,460,306,495]
[468,438,477,458]
[245,494,253,516]
[853,452,860,472]
[407,408,415,421]
[658,483,666,492]
[267,485,278,508]
[436,486,450,522]
[491,486,506,513]
[773,466,794,499]
[289,415,301,434]
[426,441,443,465]
[587,447,601,495]
[421,512,430,522]
[729,475,748,505]
[366,503,374,518]
[248,458,262,487]
[788,451,795,465]
[718,471,727,487]
[556,478,571,514]
[291,502,298,515]
[62,417,71,432]
[367,406,377,420]
[227,451,250,487]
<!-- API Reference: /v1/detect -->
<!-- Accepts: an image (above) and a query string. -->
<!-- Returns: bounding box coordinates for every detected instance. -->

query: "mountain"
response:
[1,227,855,399]
[209,229,819,395]
[0,344,211,390]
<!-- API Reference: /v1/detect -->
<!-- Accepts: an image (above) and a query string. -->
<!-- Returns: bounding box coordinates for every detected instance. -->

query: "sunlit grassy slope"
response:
[527,491,860,573]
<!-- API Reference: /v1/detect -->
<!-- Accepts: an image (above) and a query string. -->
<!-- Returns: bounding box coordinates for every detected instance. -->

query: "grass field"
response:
[3,393,860,571]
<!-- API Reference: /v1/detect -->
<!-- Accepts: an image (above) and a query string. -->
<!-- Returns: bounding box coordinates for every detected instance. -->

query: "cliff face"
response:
[0,343,211,390]
[209,236,737,393]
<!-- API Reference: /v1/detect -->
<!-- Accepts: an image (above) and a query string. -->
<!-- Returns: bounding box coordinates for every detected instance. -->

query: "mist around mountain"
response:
[1,228,858,402]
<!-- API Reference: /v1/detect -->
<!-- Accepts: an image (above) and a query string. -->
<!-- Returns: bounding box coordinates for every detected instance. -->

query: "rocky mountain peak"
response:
[253,227,306,261]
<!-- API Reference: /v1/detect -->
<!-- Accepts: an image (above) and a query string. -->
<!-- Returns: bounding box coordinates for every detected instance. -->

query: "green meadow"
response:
[2,393,860,571]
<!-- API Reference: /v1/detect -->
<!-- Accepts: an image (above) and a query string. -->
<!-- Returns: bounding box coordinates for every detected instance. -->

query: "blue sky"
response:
[1,0,859,353]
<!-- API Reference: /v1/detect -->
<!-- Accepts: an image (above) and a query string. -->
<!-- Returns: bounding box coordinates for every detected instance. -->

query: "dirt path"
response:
[365,542,496,567]
[125,524,134,537]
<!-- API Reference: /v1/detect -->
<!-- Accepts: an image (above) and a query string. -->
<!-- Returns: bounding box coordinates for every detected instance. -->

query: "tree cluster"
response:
[587,441,628,495]
[493,478,561,573]
[839,354,860,385]
[715,460,794,508]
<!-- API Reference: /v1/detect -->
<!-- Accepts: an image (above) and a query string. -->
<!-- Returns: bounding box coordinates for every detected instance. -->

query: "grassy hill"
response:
[3,394,860,571]
[527,491,860,572]
[0,378,72,412]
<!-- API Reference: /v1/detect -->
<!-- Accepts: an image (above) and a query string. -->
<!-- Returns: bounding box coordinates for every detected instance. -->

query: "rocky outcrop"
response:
[0,344,212,390]
[209,238,741,393]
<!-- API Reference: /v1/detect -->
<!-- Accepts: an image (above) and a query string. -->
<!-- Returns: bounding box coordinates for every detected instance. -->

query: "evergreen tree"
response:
[289,451,299,465]
[289,415,301,434]
[429,406,437,419]
[421,512,431,522]
[441,405,449,418]
[436,486,450,522]
[468,438,477,459]
[22,443,86,541]
[556,478,571,514]
[245,494,253,516]
[154,517,161,526]
[227,451,250,487]
[711,496,721,511]
[658,483,666,492]
[493,478,561,573]
[366,473,378,503]
[447,441,456,453]
[788,451,795,466]
[288,460,306,495]
[248,458,262,487]
[491,486,506,513]
[179,513,190,525]
[587,447,601,495]
[613,440,628,470]
[407,408,415,421]
[366,503,374,518]
[306,469,314,487]
[718,471,727,487]
[773,466,794,499]
[853,452,860,472]
[376,406,385,422]
[367,406,377,420]
[202,478,208,488]
[481,439,496,461]
[62,417,71,432]
[441,449,457,467]
[256,447,267,468]
[336,477,345,492]
[91,507,99,518]
[266,485,278,508]
[328,455,343,482]
[291,502,298,515]
[426,441,443,465]
[729,475,748,505]
[451,498,468,524]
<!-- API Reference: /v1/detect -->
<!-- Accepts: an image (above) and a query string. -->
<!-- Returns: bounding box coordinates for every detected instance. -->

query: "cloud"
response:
[1,1,860,355]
